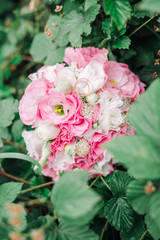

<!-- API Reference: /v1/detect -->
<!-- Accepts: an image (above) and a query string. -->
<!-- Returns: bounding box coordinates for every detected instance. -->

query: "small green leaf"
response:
[45,47,65,65]
[104,197,134,232]
[129,79,160,146]
[84,0,98,11]
[30,33,56,62]
[105,136,160,179]
[145,212,160,240]
[57,221,99,240]
[51,171,99,225]
[0,182,23,205]
[109,171,132,197]
[83,4,100,35]
[0,99,18,128]
[149,191,160,230]
[103,0,131,30]
[112,36,131,49]
[127,180,153,214]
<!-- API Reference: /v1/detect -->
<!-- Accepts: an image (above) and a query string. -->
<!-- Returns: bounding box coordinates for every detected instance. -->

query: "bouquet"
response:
[19,47,145,181]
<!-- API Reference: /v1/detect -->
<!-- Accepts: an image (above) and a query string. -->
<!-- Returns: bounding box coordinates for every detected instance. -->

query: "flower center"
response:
[75,139,90,157]
[81,102,93,120]
[110,79,117,85]
[54,105,64,115]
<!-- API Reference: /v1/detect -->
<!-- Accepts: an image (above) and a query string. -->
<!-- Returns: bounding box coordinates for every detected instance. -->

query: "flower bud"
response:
[36,123,60,141]
[86,93,98,105]
[64,144,75,156]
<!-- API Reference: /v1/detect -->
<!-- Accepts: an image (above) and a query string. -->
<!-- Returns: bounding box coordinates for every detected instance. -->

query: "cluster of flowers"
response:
[19,47,145,181]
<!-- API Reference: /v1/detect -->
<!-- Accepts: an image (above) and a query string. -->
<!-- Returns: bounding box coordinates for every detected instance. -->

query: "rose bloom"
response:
[64,47,108,68]
[105,61,145,100]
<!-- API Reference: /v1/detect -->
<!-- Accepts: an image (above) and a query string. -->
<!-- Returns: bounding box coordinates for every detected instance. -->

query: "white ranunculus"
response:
[55,68,76,94]
[22,130,43,160]
[86,93,99,105]
[99,90,123,111]
[99,109,123,133]
[43,65,57,83]
[36,122,60,141]
[77,61,105,95]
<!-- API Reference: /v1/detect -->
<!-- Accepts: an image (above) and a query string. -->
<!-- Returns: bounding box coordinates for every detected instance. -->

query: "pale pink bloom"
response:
[64,47,108,68]
[28,64,64,83]
[19,79,51,125]
[105,61,145,100]
[39,91,91,136]
[42,165,60,181]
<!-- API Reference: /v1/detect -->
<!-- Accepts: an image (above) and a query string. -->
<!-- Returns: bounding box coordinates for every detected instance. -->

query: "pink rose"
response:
[105,61,145,100]
[64,47,108,68]
[19,79,51,125]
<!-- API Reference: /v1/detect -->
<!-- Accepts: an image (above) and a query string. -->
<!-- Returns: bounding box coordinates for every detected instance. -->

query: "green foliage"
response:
[51,171,100,225]
[0,182,23,205]
[0,0,160,239]
[103,0,131,30]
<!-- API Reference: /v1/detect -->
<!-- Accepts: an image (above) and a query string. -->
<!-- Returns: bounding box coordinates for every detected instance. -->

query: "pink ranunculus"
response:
[19,79,51,125]
[42,165,60,182]
[64,47,109,68]
[28,64,64,83]
[50,128,75,156]
[105,61,146,100]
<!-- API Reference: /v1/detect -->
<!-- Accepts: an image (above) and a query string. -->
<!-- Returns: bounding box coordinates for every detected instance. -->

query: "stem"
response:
[89,176,100,188]
[139,230,148,240]
[20,181,53,194]
[128,15,155,37]
[100,221,108,240]
[100,176,111,191]
[98,38,110,48]
[145,24,160,40]
[2,139,27,151]
[0,169,30,184]
[43,215,57,230]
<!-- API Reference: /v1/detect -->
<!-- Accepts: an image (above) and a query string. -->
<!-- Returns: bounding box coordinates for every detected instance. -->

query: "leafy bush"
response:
[0,0,160,239]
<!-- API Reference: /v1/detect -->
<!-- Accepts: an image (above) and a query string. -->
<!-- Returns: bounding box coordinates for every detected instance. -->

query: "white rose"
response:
[36,122,60,142]
[55,68,76,94]
[22,130,43,160]
[99,90,123,111]
[96,150,113,176]
[77,61,105,95]
[86,93,99,105]
[35,141,51,169]
[99,109,123,133]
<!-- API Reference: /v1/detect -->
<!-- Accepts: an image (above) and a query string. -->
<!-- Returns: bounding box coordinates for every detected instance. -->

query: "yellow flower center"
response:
[54,105,64,115]
[110,79,117,85]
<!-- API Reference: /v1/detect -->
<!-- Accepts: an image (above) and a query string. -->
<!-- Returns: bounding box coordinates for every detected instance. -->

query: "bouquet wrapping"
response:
[19,47,145,181]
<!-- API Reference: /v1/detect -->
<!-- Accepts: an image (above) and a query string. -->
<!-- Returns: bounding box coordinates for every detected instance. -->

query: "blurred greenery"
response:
[0,0,160,239]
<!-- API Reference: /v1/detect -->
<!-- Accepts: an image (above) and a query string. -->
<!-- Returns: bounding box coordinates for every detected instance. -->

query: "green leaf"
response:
[127,180,153,214]
[121,215,145,240]
[30,176,50,199]
[129,79,160,146]
[112,36,131,49]
[140,0,160,13]
[0,152,42,171]
[45,47,65,65]
[11,119,24,142]
[104,197,134,232]
[60,10,84,47]
[30,33,56,62]
[0,182,23,205]
[57,221,99,240]
[0,99,18,128]
[149,191,160,230]
[105,135,160,179]
[83,3,100,35]
[109,171,132,197]
[51,171,99,225]
[145,212,160,240]
[103,0,131,30]
[84,0,98,11]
